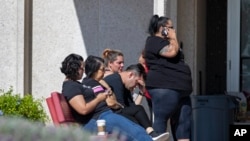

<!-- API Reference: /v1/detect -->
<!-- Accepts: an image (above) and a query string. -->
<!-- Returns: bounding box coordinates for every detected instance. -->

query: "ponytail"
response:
[147,15,170,36]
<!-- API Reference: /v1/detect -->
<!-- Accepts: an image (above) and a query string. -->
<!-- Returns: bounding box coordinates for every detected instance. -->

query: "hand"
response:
[96,92,108,101]
[104,88,112,96]
[167,28,177,40]
[137,80,146,93]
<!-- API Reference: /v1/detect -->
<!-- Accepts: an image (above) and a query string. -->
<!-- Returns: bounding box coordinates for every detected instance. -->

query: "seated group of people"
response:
[60,49,169,141]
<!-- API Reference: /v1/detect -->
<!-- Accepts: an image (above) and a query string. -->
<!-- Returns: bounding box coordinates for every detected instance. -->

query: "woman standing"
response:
[144,15,193,141]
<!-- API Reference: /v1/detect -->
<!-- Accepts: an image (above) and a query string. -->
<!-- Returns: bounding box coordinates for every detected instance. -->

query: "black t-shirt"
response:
[144,36,192,91]
[62,79,109,124]
[104,73,135,107]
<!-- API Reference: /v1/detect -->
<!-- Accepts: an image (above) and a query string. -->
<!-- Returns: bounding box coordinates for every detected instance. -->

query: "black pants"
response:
[115,105,151,129]
[146,97,153,124]
[170,96,192,141]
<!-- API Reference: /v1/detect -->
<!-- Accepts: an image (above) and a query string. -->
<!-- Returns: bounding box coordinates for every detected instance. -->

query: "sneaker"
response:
[149,131,169,141]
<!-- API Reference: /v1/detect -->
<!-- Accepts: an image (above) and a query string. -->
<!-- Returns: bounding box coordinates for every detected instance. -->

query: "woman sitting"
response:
[60,53,152,141]
[102,48,124,77]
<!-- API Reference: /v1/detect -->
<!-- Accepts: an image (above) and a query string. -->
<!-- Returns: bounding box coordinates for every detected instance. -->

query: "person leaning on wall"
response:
[144,15,193,141]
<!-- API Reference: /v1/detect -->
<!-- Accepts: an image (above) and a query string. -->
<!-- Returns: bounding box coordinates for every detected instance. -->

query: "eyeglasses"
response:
[163,26,174,29]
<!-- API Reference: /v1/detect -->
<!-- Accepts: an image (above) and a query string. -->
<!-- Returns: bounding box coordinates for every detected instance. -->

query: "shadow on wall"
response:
[73,0,153,66]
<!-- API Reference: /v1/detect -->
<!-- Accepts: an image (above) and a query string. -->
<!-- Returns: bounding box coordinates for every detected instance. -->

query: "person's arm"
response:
[104,76,126,106]
[133,93,144,105]
[133,79,146,105]
[99,79,124,109]
[159,28,179,58]
[68,92,108,115]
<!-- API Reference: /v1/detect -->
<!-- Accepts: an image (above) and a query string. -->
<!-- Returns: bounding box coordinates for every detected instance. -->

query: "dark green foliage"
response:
[0,87,122,141]
[0,87,48,123]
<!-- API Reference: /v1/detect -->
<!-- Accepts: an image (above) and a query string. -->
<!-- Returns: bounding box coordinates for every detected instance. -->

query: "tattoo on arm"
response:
[159,45,171,55]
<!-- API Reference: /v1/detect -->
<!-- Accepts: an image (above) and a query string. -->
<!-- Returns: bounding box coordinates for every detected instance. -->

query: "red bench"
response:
[46,92,76,126]
[46,92,119,140]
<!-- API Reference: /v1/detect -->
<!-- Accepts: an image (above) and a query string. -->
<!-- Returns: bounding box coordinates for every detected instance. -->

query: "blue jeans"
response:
[147,88,192,140]
[83,110,152,141]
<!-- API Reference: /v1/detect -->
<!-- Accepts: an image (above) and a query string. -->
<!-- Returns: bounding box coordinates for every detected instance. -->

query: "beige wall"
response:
[177,0,206,95]
[32,0,88,99]
[0,0,24,94]
[0,0,154,124]
[0,0,206,125]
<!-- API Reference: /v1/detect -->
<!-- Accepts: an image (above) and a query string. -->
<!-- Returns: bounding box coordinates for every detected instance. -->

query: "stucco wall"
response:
[0,0,153,123]
[0,0,205,126]
[0,0,24,94]
[177,0,206,95]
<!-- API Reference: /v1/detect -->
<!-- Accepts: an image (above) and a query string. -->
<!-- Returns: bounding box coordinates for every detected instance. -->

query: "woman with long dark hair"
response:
[144,15,193,141]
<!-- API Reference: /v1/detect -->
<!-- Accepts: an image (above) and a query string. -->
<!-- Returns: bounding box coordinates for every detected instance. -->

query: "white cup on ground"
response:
[96,119,106,135]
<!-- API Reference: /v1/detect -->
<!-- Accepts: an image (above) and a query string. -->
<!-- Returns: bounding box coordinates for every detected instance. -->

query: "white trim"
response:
[227,0,240,91]
[153,0,165,16]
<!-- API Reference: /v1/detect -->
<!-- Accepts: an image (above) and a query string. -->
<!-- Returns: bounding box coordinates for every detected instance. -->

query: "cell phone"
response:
[104,89,111,95]
[162,27,168,36]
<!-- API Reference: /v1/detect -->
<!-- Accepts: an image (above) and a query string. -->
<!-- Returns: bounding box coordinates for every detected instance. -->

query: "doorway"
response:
[206,0,227,94]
